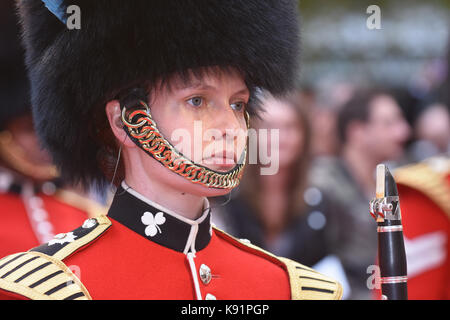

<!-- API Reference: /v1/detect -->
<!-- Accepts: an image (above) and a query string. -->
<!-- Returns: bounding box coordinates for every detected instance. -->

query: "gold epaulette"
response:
[0,215,111,300]
[55,189,111,218]
[394,158,450,217]
[278,257,343,300]
[0,252,90,300]
[213,227,343,300]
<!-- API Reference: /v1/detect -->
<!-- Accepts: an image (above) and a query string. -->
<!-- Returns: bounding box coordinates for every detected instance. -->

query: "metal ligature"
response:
[369,164,408,300]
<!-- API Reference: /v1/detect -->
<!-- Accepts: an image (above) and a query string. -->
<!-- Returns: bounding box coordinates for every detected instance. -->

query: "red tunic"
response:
[394,159,450,300]
[0,182,342,300]
[0,192,89,258]
[59,219,290,300]
[0,168,105,258]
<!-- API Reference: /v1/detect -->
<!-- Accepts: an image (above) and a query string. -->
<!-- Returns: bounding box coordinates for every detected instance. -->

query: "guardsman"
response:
[393,156,450,299]
[0,0,106,258]
[0,0,342,300]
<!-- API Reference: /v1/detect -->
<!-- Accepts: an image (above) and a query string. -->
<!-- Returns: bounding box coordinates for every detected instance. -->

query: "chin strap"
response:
[121,100,248,189]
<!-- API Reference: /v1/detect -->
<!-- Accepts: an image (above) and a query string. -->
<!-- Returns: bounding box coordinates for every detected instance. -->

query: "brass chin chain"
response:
[121,101,248,189]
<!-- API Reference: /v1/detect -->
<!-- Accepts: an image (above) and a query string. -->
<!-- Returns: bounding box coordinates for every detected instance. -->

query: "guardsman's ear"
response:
[105,100,135,148]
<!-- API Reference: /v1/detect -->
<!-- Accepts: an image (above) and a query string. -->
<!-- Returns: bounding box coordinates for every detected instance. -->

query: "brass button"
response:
[82,218,97,229]
[199,264,212,285]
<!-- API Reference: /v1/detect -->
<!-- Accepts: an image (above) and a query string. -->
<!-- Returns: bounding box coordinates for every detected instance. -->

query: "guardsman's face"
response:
[149,68,249,173]
[107,67,250,197]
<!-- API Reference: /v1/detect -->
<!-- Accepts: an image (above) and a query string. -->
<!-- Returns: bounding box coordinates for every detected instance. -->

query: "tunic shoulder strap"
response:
[213,226,343,300]
[0,215,112,300]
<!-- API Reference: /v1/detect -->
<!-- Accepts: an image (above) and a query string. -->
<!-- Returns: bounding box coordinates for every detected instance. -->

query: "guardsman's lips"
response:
[202,150,237,166]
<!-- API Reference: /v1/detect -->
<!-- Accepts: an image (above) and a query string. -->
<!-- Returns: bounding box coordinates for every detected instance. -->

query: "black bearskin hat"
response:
[0,0,30,129]
[17,0,301,188]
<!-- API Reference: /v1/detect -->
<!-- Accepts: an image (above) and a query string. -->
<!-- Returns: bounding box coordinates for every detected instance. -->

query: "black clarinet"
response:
[369,164,408,300]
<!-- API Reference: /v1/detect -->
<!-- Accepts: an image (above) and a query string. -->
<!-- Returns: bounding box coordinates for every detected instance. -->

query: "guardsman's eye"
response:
[186,97,204,107]
[230,101,246,112]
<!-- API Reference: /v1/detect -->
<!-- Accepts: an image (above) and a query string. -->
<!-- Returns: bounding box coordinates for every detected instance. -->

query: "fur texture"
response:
[17,0,301,188]
[0,0,30,129]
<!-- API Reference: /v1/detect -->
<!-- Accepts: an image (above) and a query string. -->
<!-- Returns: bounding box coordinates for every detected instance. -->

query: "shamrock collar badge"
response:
[141,211,166,237]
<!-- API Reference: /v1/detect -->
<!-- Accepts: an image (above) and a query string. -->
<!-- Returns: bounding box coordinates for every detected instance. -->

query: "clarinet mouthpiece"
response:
[384,165,399,198]
[373,164,402,222]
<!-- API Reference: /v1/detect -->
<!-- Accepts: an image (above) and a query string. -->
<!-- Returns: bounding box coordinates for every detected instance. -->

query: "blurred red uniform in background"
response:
[395,157,450,300]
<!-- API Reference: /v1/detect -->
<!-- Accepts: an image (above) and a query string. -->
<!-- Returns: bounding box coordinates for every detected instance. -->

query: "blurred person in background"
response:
[309,88,411,299]
[212,91,338,268]
[308,82,354,158]
[0,0,105,257]
[309,101,340,158]
[407,102,450,162]
[309,83,356,158]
